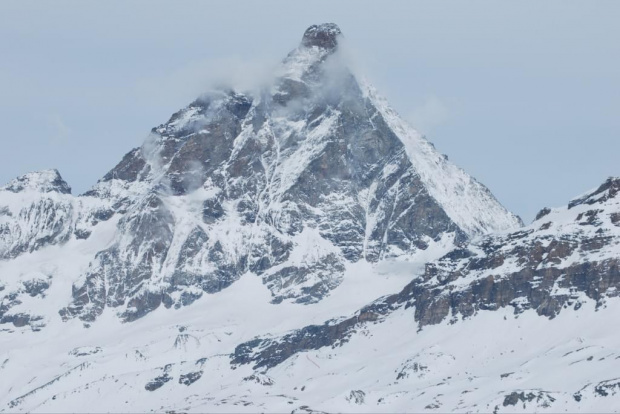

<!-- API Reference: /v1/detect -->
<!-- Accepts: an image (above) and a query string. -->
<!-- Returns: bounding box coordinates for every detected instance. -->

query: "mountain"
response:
[0,23,520,330]
[1,23,618,413]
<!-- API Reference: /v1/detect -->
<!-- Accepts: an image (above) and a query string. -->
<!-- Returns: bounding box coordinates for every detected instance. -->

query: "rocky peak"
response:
[2,169,71,194]
[301,23,342,50]
[19,22,519,326]
[568,177,620,209]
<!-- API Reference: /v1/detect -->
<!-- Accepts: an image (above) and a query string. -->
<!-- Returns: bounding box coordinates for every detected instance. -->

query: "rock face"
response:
[401,177,620,325]
[233,177,620,370]
[0,23,520,327]
[301,23,342,49]
[0,169,119,328]
[0,170,74,259]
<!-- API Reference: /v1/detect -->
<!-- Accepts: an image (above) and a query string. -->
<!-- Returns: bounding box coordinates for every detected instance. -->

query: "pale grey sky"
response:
[1,1,618,222]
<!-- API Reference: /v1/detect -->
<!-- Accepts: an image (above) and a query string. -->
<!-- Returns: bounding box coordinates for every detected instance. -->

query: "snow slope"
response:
[2,261,620,413]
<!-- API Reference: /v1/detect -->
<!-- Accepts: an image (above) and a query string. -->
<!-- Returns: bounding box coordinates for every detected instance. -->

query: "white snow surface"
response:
[1,169,69,194]
[363,83,523,236]
[2,266,620,412]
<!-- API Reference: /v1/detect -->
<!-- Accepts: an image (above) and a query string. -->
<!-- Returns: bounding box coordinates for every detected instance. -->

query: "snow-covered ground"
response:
[2,264,620,413]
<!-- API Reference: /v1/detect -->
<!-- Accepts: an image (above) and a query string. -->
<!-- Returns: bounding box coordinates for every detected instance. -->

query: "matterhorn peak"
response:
[301,23,342,50]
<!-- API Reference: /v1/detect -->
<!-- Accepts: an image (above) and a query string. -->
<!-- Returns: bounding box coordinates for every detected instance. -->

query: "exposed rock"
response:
[22,278,50,297]
[535,207,551,221]
[301,23,342,50]
[569,177,620,209]
[69,346,102,357]
[145,365,173,391]
[396,360,429,380]
[0,194,75,259]
[179,371,202,386]
[502,390,555,408]
[594,378,620,397]
[243,373,274,386]
[144,374,172,391]
[232,176,620,370]
[346,390,365,405]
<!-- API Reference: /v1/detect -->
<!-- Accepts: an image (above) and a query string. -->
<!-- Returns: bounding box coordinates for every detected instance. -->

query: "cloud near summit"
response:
[134,55,279,107]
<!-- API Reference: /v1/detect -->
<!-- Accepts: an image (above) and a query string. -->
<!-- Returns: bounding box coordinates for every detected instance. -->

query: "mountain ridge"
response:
[1,23,618,413]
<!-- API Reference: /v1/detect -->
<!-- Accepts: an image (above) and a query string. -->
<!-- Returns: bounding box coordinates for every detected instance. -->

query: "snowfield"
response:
[3,269,620,412]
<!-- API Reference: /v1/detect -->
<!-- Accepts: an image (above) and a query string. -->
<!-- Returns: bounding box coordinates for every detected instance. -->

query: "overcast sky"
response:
[1,1,618,222]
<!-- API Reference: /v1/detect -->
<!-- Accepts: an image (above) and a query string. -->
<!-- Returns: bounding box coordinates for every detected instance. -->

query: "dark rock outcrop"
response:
[301,23,342,50]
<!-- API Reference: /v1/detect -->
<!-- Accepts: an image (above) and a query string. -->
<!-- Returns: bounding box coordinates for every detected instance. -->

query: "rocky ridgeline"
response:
[0,169,121,328]
[232,177,620,370]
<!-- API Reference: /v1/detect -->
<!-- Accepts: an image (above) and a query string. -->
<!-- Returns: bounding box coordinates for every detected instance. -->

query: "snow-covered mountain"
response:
[1,23,618,413]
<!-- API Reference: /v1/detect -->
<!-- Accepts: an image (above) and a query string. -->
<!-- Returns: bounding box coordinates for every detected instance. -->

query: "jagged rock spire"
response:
[301,23,342,50]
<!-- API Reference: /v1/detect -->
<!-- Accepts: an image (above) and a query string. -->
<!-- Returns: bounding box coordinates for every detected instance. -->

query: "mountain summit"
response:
[301,23,342,49]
